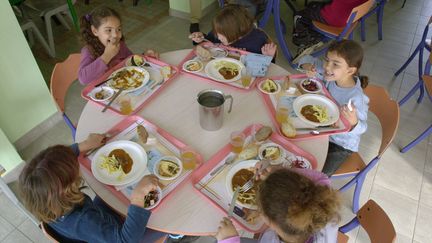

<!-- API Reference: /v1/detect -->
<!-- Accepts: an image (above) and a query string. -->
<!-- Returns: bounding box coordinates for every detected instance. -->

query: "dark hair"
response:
[212,5,254,44]
[257,169,340,239]
[328,40,369,88]
[80,6,122,58]
[19,145,84,222]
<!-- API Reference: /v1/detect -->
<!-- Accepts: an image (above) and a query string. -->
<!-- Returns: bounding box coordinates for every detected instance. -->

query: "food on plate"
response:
[301,79,319,92]
[144,190,160,208]
[109,69,144,90]
[214,60,240,80]
[261,79,278,93]
[209,47,227,58]
[300,105,329,123]
[108,149,133,174]
[281,121,297,138]
[131,55,145,66]
[261,146,281,160]
[136,125,148,144]
[160,66,172,80]
[158,159,180,178]
[184,60,202,72]
[95,89,108,100]
[254,126,272,142]
[286,156,311,169]
[196,45,211,61]
[237,145,259,161]
[232,168,257,206]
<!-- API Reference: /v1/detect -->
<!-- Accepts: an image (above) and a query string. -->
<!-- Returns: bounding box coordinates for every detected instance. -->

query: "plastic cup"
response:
[230,131,245,154]
[241,68,252,87]
[180,147,198,170]
[276,100,289,124]
[118,95,133,115]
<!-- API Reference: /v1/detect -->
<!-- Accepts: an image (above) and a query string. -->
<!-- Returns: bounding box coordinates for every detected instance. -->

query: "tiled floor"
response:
[2,0,432,242]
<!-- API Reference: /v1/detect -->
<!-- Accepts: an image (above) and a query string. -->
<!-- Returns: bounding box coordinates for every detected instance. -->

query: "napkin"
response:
[242,53,272,77]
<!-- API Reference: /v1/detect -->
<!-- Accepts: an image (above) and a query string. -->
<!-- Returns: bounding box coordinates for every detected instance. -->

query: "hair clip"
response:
[85,14,91,22]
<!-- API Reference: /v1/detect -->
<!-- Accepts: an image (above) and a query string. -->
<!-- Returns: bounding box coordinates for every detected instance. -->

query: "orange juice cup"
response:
[180,147,198,170]
[276,99,290,123]
[118,95,133,115]
[230,131,245,154]
[241,69,252,87]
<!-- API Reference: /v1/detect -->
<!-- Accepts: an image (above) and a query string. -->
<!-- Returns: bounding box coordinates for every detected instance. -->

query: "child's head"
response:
[19,145,84,222]
[212,5,254,46]
[324,40,369,88]
[80,6,123,58]
[257,169,340,241]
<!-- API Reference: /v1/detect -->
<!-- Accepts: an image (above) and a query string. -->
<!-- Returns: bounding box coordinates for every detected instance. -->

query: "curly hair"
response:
[212,4,254,44]
[328,40,369,88]
[257,169,340,240]
[80,6,123,59]
[19,145,85,222]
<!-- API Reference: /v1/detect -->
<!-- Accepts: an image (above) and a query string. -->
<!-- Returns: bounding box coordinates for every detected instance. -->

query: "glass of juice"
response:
[230,131,245,154]
[241,68,252,87]
[276,101,289,124]
[180,147,197,170]
[118,94,133,115]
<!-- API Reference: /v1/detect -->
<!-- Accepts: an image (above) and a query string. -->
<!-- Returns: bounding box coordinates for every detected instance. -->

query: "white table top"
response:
[76,49,329,235]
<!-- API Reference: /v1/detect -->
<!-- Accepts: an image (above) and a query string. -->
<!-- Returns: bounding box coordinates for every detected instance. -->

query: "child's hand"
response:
[188,32,205,43]
[144,49,160,59]
[78,133,108,152]
[300,63,317,78]
[261,43,277,57]
[102,41,120,64]
[215,217,238,241]
[130,175,159,207]
[254,162,283,181]
[341,103,358,127]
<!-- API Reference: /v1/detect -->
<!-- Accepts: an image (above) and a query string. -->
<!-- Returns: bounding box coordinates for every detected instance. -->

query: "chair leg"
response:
[339,217,360,233]
[395,43,422,77]
[258,0,273,29]
[399,79,423,106]
[400,125,432,153]
[402,0,407,8]
[360,19,366,41]
[63,114,76,141]
[377,3,384,40]
[273,0,295,67]
[352,175,365,213]
[55,13,71,30]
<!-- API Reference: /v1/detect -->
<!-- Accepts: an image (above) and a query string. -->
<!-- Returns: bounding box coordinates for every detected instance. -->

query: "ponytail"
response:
[359,74,369,89]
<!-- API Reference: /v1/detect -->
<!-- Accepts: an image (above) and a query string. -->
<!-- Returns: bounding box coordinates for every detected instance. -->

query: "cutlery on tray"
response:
[240,159,271,193]
[228,187,240,217]
[102,88,124,112]
[210,154,236,176]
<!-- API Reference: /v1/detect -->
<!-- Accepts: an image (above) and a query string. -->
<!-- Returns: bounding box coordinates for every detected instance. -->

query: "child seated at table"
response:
[19,133,166,242]
[297,40,369,176]
[189,4,277,58]
[78,6,159,85]
[215,163,341,243]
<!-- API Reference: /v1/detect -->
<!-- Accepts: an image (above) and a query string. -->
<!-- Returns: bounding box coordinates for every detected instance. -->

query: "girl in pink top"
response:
[78,6,158,85]
[215,164,341,243]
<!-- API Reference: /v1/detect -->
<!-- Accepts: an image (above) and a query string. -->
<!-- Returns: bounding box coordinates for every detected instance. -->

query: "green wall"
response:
[169,0,216,13]
[0,129,23,176]
[0,1,57,143]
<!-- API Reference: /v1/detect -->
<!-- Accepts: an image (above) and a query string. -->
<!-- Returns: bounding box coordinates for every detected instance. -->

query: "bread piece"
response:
[281,122,296,138]
[196,45,211,61]
[137,125,148,144]
[254,126,272,142]
[237,144,258,161]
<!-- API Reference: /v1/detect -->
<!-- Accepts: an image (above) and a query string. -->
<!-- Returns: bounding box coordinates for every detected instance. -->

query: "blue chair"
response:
[394,16,432,106]
[50,53,81,141]
[339,200,396,243]
[360,0,387,41]
[331,85,399,213]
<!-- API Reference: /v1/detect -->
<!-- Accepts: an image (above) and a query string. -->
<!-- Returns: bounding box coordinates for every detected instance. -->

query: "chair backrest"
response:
[364,84,400,157]
[349,0,376,23]
[357,200,396,243]
[337,231,349,243]
[50,53,81,112]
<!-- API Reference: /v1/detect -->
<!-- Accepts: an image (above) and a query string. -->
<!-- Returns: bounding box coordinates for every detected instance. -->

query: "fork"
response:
[240,159,271,192]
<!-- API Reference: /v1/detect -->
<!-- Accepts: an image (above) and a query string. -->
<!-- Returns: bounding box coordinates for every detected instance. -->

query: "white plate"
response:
[208,47,228,58]
[153,156,183,181]
[91,140,148,186]
[225,159,259,210]
[88,87,114,102]
[299,78,322,94]
[125,55,147,67]
[285,155,312,169]
[258,79,281,95]
[144,186,163,210]
[204,58,245,83]
[293,94,340,127]
[258,142,285,164]
[107,66,150,93]
[182,59,204,73]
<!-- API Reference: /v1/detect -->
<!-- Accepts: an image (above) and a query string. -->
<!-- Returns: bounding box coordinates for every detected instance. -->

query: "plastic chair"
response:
[50,53,81,141]
[400,74,432,153]
[20,19,54,57]
[331,84,400,213]
[394,16,432,106]
[360,0,387,41]
[310,0,375,57]
[339,200,396,243]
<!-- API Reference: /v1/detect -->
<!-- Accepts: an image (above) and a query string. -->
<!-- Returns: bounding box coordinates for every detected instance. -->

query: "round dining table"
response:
[75,49,329,235]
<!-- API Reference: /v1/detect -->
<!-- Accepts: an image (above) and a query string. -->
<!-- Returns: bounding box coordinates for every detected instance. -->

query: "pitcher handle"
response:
[225,94,233,113]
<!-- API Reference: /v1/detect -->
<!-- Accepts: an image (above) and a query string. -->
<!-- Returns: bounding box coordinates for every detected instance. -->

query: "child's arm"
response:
[342,96,368,135]
[215,217,240,243]
[78,47,109,85]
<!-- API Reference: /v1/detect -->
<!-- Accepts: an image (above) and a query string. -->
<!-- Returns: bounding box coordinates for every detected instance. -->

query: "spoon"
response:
[347,98,353,112]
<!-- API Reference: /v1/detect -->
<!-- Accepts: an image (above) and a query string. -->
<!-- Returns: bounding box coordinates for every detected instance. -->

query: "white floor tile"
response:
[0,215,14,241]
[419,172,432,207]
[1,229,32,243]
[413,203,432,242]
[17,219,50,243]
[0,194,28,227]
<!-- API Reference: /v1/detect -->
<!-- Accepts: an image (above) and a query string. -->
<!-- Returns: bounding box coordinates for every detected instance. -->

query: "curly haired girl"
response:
[216,166,341,243]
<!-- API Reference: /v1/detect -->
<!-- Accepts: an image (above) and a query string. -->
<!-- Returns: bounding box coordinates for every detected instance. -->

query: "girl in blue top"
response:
[298,40,369,176]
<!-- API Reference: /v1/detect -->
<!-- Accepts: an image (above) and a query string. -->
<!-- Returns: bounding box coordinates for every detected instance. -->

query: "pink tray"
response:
[191,124,317,233]
[178,43,259,91]
[78,115,203,211]
[82,55,179,115]
[257,74,351,140]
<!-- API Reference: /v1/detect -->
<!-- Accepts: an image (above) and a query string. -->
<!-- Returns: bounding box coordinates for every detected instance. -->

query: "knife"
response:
[228,187,240,217]
[102,88,124,112]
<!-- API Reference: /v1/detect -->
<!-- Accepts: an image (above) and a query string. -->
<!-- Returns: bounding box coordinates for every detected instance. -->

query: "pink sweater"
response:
[78,41,133,85]
[320,0,368,27]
